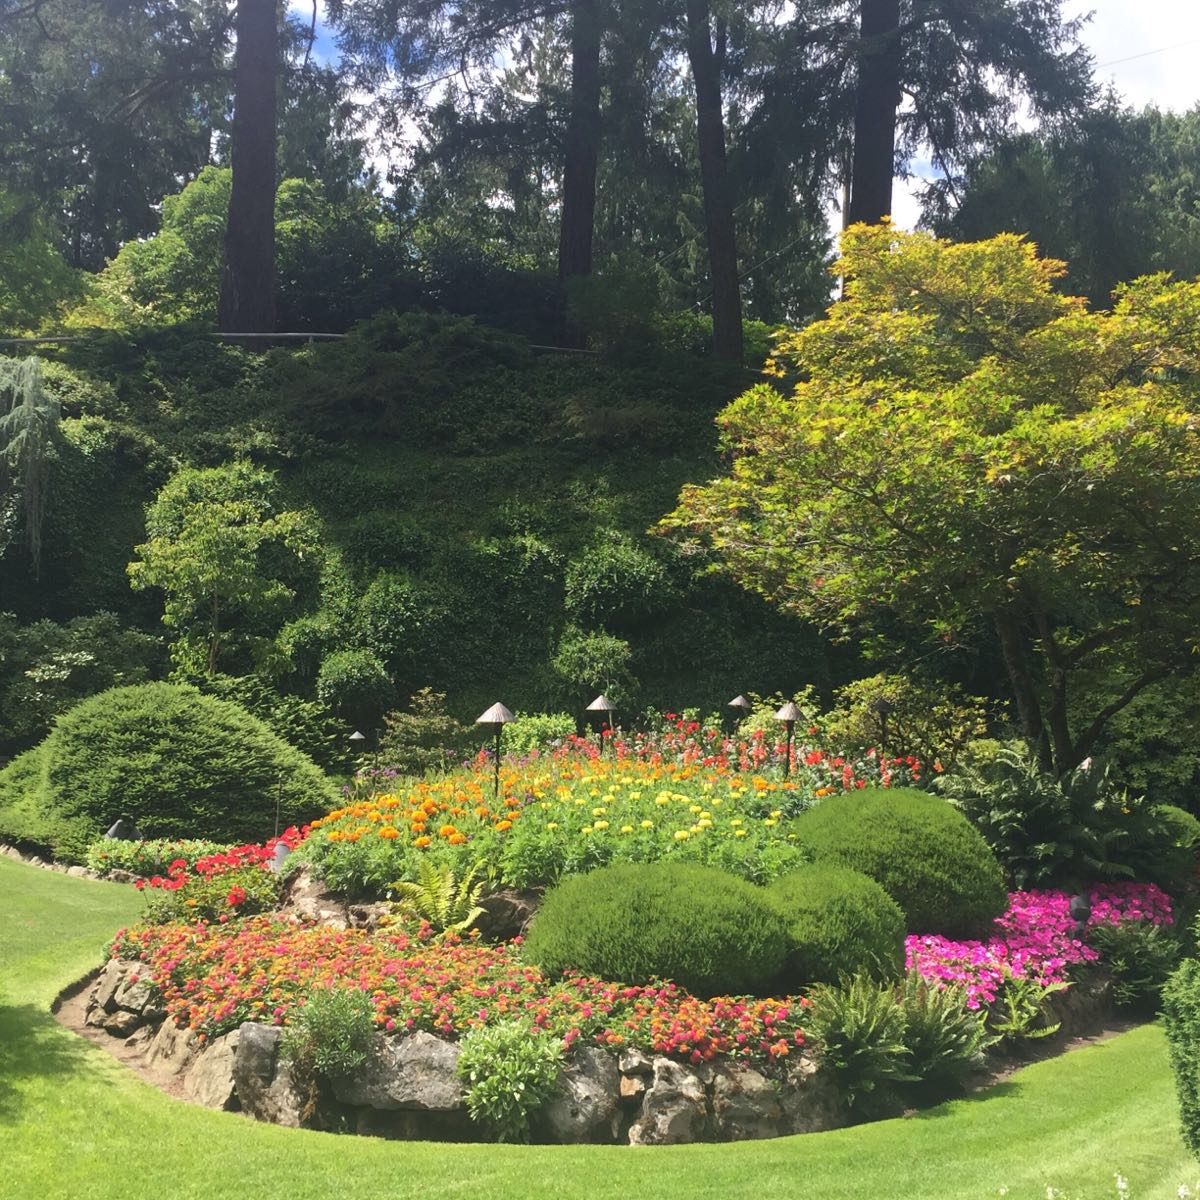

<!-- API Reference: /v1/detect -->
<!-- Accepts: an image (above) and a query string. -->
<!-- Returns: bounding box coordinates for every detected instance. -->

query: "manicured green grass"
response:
[0,854,1195,1200]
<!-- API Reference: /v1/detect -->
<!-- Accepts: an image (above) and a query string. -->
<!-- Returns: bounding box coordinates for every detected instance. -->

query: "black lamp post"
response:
[774,700,802,778]
[728,694,751,734]
[587,694,618,753]
[871,697,894,752]
[475,702,515,797]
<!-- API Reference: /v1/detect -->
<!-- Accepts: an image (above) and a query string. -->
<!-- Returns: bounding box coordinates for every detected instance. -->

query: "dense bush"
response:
[281,987,378,1079]
[502,711,576,757]
[376,689,474,776]
[937,744,1193,891]
[0,682,336,860]
[524,862,789,998]
[767,865,905,987]
[1087,921,1181,1012]
[793,788,1007,937]
[316,648,394,720]
[457,1020,564,1143]
[1162,957,1200,1157]
[563,529,672,630]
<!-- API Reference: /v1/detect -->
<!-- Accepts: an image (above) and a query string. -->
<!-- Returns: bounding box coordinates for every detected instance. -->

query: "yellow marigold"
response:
[734,829,748,838]
[594,820,610,831]
[592,806,607,817]
[546,822,559,831]
[620,825,634,834]
[674,830,689,841]
[640,820,654,829]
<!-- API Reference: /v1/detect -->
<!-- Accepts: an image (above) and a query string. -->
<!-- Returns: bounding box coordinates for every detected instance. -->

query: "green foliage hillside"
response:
[0,315,838,749]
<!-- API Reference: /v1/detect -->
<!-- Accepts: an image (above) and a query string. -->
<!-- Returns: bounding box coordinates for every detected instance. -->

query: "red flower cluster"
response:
[111,917,807,1065]
[134,827,305,893]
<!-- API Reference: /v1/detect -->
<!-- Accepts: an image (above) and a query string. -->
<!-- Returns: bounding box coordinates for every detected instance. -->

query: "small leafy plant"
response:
[390,859,486,935]
[1088,921,1181,1012]
[281,986,377,1077]
[896,969,994,1095]
[806,973,914,1119]
[988,969,1067,1048]
[456,1019,564,1142]
[141,863,280,923]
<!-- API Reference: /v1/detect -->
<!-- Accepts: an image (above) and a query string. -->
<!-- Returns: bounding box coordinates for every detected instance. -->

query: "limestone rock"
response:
[777,1053,844,1135]
[144,1018,198,1076]
[619,1074,646,1104]
[279,866,349,928]
[182,1030,240,1109]
[474,889,541,942]
[627,1057,709,1145]
[331,1031,463,1111]
[91,958,128,1014]
[114,968,156,1015]
[101,1009,144,1037]
[542,1047,620,1144]
[709,1062,782,1140]
[233,1023,308,1128]
[618,1048,653,1076]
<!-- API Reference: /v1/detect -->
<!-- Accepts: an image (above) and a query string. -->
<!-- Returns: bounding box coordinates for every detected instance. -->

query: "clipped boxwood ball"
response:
[767,864,906,987]
[793,788,1007,937]
[0,682,337,861]
[524,862,788,998]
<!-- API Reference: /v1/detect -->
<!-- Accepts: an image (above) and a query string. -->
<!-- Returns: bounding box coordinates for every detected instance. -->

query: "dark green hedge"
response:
[793,788,1007,937]
[767,865,906,987]
[1163,958,1200,1158]
[0,682,337,861]
[524,862,788,998]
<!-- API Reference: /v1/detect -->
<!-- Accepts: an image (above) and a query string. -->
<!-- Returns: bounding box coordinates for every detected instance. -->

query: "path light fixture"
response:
[349,729,367,751]
[774,700,803,779]
[1069,893,1092,937]
[270,840,291,874]
[870,696,895,753]
[105,818,143,841]
[475,702,515,797]
[586,694,618,754]
[727,694,751,734]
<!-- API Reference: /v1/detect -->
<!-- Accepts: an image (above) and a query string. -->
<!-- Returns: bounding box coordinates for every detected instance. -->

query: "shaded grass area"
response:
[0,855,1195,1200]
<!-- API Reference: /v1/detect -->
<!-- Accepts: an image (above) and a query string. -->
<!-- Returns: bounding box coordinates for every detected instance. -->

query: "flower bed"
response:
[111,917,807,1066]
[298,746,919,897]
[906,884,1172,1009]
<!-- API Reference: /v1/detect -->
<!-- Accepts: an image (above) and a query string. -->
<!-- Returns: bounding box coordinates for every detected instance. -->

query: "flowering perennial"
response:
[906,884,1173,1009]
[111,917,807,1066]
[133,827,305,894]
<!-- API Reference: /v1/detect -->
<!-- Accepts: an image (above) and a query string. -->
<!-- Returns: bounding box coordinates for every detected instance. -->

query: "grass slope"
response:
[0,855,1194,1200]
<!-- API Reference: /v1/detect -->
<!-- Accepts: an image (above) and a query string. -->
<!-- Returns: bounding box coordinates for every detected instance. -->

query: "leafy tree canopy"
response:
[662,225,1200,775]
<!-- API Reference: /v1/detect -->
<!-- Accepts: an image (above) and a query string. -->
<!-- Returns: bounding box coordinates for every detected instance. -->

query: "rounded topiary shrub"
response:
[0,682,337,861]
[792,788,1007,937]
[767,864,906,987]
[523,862,788,998]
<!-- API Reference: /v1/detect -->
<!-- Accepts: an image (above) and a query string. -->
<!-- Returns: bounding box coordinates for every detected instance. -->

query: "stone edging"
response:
[0,842,107,879]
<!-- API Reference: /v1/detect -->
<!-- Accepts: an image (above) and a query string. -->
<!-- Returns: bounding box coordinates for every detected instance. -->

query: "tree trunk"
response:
[993,606,1054,772]
[218,0,277,333]
[847,0,901,226]
[684,0,743,362]
[557,0,602,346]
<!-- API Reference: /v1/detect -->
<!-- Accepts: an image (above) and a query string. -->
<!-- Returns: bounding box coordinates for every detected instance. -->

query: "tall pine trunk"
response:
[847,0,901,226]
[557,0,602,346]
[684,0,742,362]
[218,0,277,333]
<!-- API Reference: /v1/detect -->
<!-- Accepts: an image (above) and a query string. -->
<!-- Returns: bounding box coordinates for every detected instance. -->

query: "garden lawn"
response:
[0,856,1194,1200]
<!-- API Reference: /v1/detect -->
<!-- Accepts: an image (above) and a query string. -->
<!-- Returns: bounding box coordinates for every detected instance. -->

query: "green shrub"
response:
[549,625,636,708]
[793,788,1007,937]
[1130,805,1200,897]
[84,836,235,877]
[935,743,1173,891]
[1163,958,1200,1157]
[502,711,576,757]
[315,648,393,718]
[457,1019,564,1143]
[1087,921,1181,1012]
[767,865,905,987]
[281,986,377,1078]
[563,529,672,629]
[377,689,473,776]
[0,682,336,861]
[142,863,281,924]
[896,971,993,1095]
[805,973,914,1120]
[524,862,788,998]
